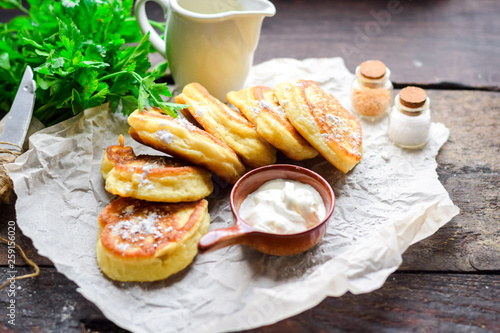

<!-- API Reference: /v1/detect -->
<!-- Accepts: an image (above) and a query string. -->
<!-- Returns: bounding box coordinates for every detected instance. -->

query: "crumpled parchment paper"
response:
[6,57,459,333]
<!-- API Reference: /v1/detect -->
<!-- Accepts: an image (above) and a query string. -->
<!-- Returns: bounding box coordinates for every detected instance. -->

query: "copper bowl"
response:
[198,164,335,256]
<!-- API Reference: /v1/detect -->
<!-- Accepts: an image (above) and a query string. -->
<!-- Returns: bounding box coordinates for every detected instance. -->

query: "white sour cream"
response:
[238,179,326,234]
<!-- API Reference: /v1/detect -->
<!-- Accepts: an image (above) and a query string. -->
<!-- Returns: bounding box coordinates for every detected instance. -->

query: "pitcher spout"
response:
[240,0,276,17]
[233,0,275,51]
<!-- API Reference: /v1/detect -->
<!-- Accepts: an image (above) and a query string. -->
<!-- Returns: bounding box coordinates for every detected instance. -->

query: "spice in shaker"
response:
[387,86,431,149]
[350,60,393,121]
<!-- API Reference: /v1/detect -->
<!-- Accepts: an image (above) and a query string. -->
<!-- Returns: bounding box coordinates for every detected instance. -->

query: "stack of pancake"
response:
[96,79,363,282]
[96,135,213,282]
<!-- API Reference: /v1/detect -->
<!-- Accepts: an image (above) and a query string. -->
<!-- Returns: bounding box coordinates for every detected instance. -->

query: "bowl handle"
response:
[198,222,253,253]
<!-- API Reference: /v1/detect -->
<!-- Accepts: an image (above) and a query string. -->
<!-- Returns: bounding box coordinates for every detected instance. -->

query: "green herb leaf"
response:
[0,0,181,126]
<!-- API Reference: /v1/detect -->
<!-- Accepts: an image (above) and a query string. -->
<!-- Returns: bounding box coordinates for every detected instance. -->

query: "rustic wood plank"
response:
[243,272,500,333]
[254,0,500,89]
[0,267,498,332]
[1,0,499,88]
[400,90,500,271]
[0,267,119,333]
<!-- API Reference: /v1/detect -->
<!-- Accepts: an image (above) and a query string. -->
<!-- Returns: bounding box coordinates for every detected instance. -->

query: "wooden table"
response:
[1,0,499,331]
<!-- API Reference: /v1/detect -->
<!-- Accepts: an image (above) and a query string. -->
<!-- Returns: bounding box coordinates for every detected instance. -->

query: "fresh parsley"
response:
[0,0,185,125]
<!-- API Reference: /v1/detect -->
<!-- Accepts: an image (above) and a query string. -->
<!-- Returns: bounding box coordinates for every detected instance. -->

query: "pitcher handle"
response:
[134,0,169,58]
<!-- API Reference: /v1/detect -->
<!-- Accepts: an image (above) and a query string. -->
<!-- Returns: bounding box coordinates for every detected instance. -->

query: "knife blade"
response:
[0,65,36,155]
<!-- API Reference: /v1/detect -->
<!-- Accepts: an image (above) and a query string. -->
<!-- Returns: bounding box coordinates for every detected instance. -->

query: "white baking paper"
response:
[6,57,459,333]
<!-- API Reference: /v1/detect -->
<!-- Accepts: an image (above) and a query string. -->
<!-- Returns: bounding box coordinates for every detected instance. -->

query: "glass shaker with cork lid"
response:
[387,86,431,149]
[350,60,393,121]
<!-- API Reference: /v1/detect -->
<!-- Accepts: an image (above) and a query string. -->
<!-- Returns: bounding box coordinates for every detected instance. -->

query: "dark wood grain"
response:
[254,0,500,89]
[400,90,500,272]
[2,0,499,88]
[0,267,119,333]
[0,268,498,333]
[1,0,499,332]
[243,273,500,333]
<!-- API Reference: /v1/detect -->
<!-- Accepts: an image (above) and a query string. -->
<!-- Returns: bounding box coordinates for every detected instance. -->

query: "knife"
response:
[0,65,36,156]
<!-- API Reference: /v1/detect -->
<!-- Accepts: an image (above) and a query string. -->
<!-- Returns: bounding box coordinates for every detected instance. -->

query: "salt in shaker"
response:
[387,86,431,149]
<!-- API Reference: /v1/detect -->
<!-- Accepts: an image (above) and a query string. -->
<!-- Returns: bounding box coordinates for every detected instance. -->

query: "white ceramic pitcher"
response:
[135,0,275,100]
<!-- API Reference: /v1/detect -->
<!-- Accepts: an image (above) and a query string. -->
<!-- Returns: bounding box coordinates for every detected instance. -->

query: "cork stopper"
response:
[399,86,427,108]
[359,60,386,80]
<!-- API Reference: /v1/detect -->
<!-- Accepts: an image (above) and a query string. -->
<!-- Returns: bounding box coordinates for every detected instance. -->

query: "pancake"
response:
[127,108,245,184]
[175,82,276,168]
[105,153,213,203]
[274,80,363,173]
[226,86,319,161]
[96,197,210,282]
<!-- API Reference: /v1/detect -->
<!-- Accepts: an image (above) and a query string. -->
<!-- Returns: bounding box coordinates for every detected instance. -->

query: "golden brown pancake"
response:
[274,80,363,173]
[105,154,213,203]
[127,108,245,184]
[226,86,319,161]
[96,197,210,282]
[175,83,276,168]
